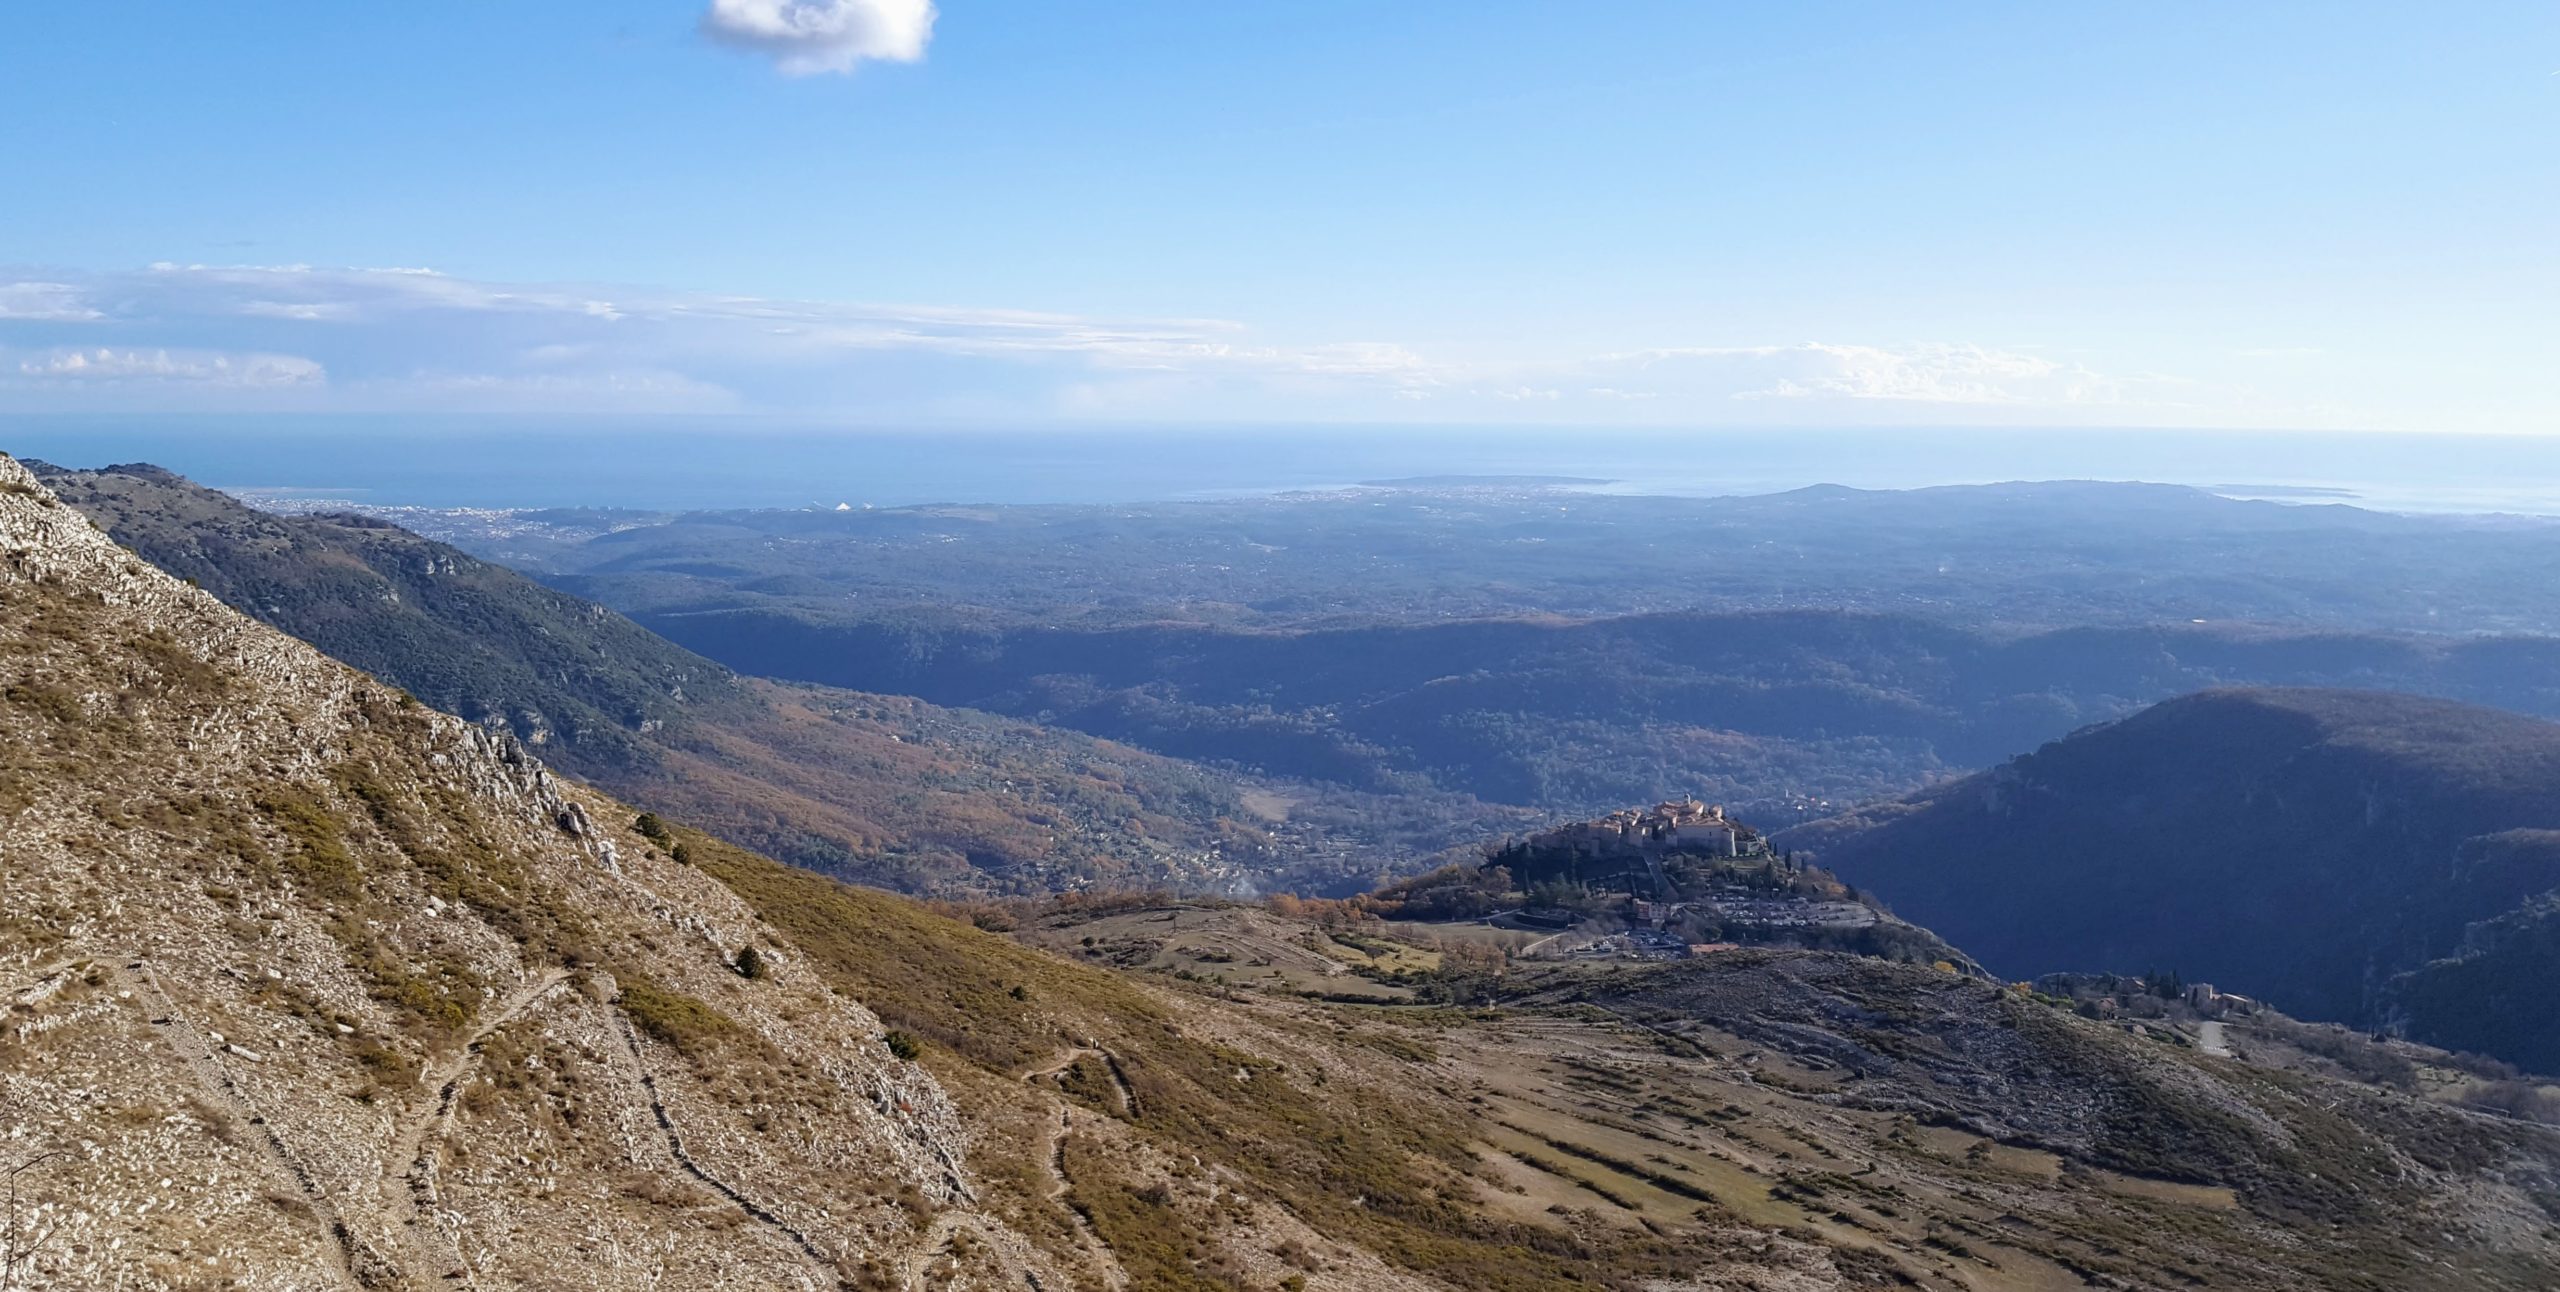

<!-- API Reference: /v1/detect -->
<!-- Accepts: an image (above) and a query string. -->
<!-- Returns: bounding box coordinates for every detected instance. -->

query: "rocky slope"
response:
[7,455,2559,1291]
[1783,687,2560,1072]
[0,454,1045,1287]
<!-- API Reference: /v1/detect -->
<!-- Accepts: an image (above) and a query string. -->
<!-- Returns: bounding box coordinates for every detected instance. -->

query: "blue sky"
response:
[2,2,2553,431]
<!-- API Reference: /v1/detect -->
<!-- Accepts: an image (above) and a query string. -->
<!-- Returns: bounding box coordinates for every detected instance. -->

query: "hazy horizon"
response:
[9,418,2558,515]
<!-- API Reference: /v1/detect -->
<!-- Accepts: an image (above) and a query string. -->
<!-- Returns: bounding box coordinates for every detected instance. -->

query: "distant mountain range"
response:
[295,478,2559,825]
[467,478,2560,636]
[573,600,2560,827]
[50,460,2560,905]
[37,456,2560,1073]
[1786,688,2560,1073]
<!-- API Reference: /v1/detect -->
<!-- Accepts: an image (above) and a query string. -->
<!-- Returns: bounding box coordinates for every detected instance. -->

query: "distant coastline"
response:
[1358,474,1616,488]
[6,421,2556,518]
[2203,483,2363,499]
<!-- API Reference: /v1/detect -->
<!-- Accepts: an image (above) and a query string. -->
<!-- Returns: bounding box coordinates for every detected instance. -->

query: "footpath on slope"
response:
[380,967,573,1285]
[114,959,370,1290]
[605,1009,839,1286]
[1018,1048,1136,1290]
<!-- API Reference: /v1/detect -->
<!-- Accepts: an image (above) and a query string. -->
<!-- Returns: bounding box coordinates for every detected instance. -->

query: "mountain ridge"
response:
[1,452,1029,1285]
[1783,686,2560,1071]
[600,598,2560,819]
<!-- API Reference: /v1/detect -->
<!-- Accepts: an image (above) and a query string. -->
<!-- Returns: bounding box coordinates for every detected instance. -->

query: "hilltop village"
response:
[1473,800,1974,969]
[1514,798,1770,867]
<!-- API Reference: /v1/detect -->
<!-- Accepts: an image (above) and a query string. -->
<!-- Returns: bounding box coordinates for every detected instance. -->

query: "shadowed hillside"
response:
[1785,688,2560,1072]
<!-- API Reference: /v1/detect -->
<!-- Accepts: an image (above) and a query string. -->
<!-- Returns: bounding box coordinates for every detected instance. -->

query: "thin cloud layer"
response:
[1609,343,2131,406]
[0,282,102,322]
[0,264,2217,424]
[14,346,323,388]
[701,0,936,76]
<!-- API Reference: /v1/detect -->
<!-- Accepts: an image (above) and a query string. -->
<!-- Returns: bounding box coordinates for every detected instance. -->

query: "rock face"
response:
[0,454,1044,1288]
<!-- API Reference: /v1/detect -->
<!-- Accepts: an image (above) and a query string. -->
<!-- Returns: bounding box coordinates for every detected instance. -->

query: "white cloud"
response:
[237,299,355,321]
[12,346,323,388]
[0,264,2261,425]
[1593,342,2136,407]
[0,282,102,321]
[700,0,935,76]
[351,368,739,414]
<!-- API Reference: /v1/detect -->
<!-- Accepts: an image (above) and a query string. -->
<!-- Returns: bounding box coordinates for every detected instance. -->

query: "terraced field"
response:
[1006,902,2560,1292]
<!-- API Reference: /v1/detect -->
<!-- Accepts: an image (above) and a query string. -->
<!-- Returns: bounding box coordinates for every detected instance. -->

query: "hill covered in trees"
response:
[587,600,2560,826]
[1785,688,2560,1073]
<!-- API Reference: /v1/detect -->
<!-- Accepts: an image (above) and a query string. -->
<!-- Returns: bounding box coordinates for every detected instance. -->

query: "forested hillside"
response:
[610,602,2560,824]
[246,479,2560,837]
[1785,688,2560,1073]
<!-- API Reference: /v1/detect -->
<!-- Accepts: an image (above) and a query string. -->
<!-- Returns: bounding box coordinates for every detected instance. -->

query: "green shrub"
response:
[884,1030,922,1061]
[619,974,738,1058]
[256,790,362,903]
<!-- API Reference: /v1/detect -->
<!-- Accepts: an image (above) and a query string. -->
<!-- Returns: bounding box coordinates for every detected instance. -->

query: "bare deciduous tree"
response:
[0,1150,69,1292]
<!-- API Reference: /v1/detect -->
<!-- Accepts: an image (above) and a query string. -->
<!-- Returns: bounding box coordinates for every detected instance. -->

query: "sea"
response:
[4,416,2557,517]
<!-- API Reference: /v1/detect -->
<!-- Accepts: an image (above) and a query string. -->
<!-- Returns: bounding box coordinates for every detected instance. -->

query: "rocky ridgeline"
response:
[0,454,1045,1289]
